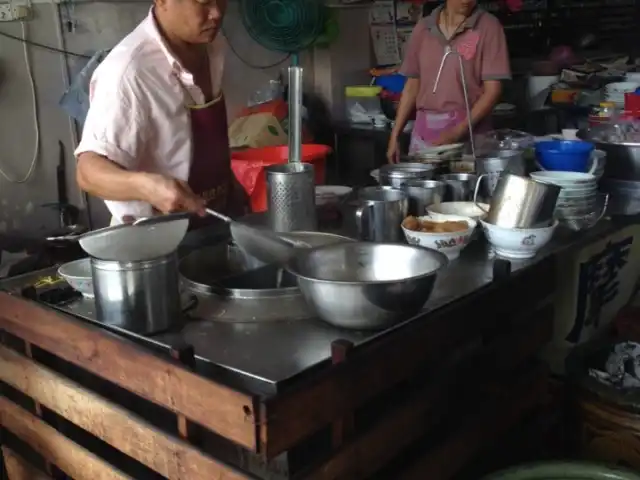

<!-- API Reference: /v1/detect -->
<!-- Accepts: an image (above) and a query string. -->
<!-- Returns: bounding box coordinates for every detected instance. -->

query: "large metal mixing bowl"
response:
[578,128,640,181]
[286,242,448,330]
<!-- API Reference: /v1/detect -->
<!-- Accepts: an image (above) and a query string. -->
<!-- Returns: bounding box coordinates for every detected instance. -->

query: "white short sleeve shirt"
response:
[75,9,226,222]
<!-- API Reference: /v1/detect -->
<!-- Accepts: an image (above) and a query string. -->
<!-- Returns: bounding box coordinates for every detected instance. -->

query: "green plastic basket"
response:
[482,462,640,480]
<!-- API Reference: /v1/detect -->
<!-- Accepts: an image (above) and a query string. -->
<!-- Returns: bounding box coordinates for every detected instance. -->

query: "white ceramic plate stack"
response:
[529,171,605,231]
[604,82,640,107]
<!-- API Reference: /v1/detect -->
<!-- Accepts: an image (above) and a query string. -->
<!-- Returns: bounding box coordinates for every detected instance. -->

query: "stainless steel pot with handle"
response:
[475,150,526,199]
[342,187,408,242]
[473,173,560,228]
[91,253,182,335]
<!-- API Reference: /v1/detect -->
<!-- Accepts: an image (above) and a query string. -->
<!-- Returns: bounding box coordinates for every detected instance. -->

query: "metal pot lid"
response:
[379,163,436,177]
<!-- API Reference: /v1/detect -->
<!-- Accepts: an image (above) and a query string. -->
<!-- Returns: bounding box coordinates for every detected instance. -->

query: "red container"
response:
[625,93,640,118]
[231,145,330,212]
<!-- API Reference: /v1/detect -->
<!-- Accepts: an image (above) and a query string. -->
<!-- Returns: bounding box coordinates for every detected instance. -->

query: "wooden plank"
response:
[261,259,555,458]
[0,397,131,480]
[302,305,554,480]
[398,364,548,480]
[0,345,251,480]
[1,447,51,480]
[23,341,54,477]
[330,340,355,450]
[0,292,257,450]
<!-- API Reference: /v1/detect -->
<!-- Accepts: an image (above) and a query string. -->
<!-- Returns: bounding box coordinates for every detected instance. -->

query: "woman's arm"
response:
[391,78,419,139]
[388,22,426,161]
[440,79,502,143]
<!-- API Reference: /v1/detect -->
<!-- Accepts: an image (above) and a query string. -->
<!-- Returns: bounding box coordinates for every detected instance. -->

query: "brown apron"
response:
[186,95,233,230]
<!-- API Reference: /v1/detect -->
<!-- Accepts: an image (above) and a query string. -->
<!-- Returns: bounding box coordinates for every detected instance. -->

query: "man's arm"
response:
[76,153,204,213]
[76,152,150,202]
[75,75,205,215]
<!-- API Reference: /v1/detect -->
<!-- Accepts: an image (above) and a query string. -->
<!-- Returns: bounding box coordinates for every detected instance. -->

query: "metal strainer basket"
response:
[266,163,317,232]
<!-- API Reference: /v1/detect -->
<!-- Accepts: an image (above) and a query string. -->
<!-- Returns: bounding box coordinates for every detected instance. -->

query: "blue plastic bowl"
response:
[373,74,407,94]
[535,140,595,173]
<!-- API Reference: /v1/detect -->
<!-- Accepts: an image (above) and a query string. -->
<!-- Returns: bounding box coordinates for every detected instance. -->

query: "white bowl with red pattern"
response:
[401,213,476,260]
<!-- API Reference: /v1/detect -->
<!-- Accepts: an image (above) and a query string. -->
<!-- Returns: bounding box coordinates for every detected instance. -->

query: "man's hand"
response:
[138,173,206,216]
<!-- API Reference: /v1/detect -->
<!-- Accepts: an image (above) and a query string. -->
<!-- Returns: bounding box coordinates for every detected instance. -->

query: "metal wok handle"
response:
[354,202,373,241]
[472,174,490,214]
[594,193,610,224]
[587,152,601,175]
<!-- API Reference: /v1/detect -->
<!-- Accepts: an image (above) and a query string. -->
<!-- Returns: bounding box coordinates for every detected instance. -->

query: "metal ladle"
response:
[432,45,476,158]
[205,209,310,265]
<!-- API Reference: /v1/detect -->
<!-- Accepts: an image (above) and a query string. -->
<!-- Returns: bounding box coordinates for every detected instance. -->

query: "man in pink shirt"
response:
[387,0,511,162]
[75,0,241,226]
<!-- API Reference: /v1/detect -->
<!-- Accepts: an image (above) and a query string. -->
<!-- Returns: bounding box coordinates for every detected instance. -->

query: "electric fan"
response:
[238,0,327,163]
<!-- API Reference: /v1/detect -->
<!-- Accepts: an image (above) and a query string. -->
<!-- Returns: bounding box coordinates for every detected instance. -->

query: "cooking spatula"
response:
[205,209,309,265]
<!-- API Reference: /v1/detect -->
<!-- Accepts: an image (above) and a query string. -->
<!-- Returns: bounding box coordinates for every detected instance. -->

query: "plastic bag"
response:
[59,50,110,125]
[247,79,283,108]
[474,129,535,156]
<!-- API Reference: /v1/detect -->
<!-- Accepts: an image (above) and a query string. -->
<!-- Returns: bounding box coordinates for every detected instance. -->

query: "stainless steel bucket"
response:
[475,150,526,199]
[342,186,408,242]
[474,173,560,228]
[438,173,478,201]
[401,179,446,216]
[92,253,182,334]
[266,162,317,232]
[378,163,436,188]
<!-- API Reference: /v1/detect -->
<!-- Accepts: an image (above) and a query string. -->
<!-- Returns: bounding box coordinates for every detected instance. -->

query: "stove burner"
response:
[21,285,81,306]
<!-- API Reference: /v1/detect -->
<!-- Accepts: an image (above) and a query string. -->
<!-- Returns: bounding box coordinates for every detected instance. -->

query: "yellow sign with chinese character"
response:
[542,225,640,375]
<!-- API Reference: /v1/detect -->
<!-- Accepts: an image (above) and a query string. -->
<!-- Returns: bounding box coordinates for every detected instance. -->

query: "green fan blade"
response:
[239,0,327,53]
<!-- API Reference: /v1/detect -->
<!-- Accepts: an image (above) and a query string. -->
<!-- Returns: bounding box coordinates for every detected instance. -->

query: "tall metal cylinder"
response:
[266,162,317,232]
[288,66,303,164]
[91,254,182,335]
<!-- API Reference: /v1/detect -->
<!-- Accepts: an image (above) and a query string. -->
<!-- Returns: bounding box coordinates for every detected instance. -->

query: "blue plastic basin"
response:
[373,74,407,94]
[535,140,595,173]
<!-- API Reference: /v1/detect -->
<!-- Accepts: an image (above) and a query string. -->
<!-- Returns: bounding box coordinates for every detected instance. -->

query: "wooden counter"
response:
[0,247,556,479]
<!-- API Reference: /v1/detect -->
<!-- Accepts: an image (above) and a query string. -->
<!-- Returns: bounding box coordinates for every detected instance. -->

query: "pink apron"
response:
[409,110,491,153]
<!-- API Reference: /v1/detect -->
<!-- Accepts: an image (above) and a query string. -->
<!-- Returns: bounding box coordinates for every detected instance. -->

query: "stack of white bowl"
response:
[529,171,603,231]
[604,82,639,107]
[625,72,640,83]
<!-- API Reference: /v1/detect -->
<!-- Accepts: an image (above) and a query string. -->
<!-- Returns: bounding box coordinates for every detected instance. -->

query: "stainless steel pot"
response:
[402,180,446,216]
[474,173,560,228]
[578,128,640,181]
[92,254,182,334]
[475,150,526,199]
[286,242,448,330]
[378,163,436,188]
[342,187,408,242]
[438,173,478,201]
[600,178,640,215]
